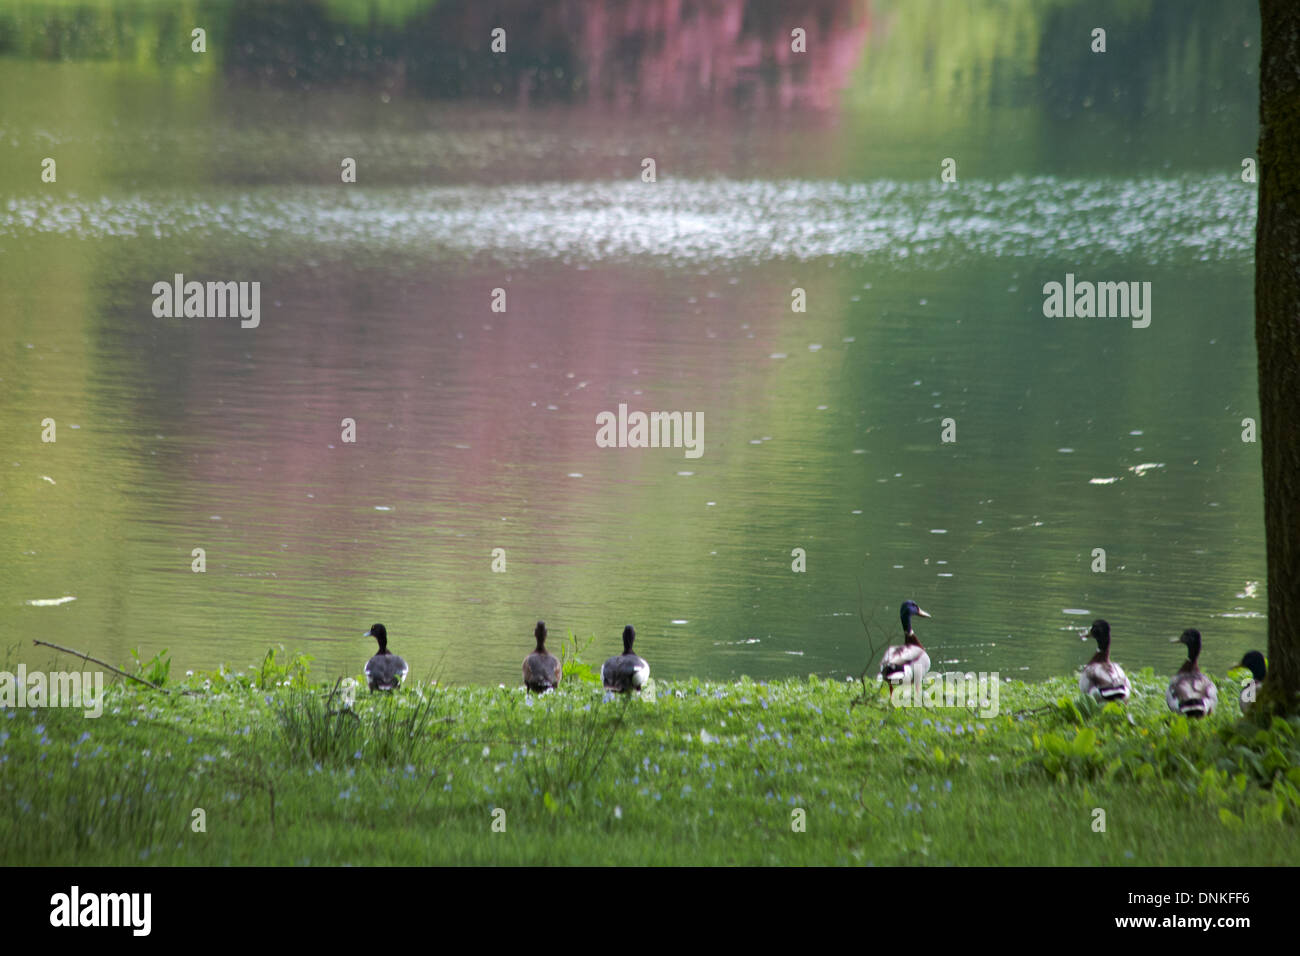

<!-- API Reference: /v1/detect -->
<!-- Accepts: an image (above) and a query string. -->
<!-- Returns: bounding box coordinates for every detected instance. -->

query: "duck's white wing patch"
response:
[880,644,927,681]
[1108,663,1131,699]
[880,645,912,668]
[1168,673,1215,714]
[1084,662,1129,699]
[1165,679,1180,713]
[632,658,650,688]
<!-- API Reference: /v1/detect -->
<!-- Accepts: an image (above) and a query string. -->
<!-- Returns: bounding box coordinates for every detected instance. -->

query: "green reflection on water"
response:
[0,0,1264,687]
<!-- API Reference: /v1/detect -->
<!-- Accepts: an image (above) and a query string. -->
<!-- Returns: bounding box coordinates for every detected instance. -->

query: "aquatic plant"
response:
[129,647,171,688]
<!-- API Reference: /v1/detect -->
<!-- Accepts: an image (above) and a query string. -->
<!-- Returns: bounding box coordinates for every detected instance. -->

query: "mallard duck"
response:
[1166,628,1216,717]
[1078,618,1130,702]
[601,625,649,693]
[1234,650,1266,713]
[879,600,931,683]
[364,623,409,691]
[522,620,562,693]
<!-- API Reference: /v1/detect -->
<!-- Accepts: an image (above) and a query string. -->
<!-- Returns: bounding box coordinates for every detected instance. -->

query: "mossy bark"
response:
[1256,1,1300,715]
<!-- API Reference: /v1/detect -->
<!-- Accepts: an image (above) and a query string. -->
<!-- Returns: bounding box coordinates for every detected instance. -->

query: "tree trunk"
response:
[1256,0,1300,715]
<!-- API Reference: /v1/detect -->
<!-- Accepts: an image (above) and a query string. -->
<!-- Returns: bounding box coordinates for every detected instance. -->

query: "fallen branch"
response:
[32,639,166,692]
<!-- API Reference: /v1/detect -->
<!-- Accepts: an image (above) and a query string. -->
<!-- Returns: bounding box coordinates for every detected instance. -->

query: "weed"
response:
[129,647,171,687]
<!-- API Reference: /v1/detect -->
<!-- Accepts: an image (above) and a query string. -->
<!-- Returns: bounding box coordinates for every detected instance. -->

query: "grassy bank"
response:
[2,650,1298,865]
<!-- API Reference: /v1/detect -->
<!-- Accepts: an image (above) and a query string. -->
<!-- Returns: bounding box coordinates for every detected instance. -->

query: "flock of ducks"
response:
[879,601,1267,716]
[361,602,1268,716]
[363,620,649,695]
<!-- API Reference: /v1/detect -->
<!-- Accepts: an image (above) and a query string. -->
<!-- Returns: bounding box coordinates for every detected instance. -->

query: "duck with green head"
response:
[879,601,931,684]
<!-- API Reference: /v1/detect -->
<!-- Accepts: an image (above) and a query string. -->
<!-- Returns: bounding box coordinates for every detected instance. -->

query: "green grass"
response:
[2,656,1298,865]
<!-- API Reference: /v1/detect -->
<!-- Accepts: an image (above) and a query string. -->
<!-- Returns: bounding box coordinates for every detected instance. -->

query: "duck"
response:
[879,600,931,684]
[1077,618,1130,702]
[522,620,562,693]
[363,623,409,691]
[1166,628,1217,717]
[601,625,649,693]
[1234,650,1266,714]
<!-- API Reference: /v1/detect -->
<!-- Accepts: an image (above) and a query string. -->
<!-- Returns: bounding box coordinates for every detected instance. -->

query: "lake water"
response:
[0,0,1265,686]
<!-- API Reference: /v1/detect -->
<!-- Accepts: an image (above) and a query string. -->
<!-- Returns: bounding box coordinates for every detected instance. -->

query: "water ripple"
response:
[2,175,1254,266]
